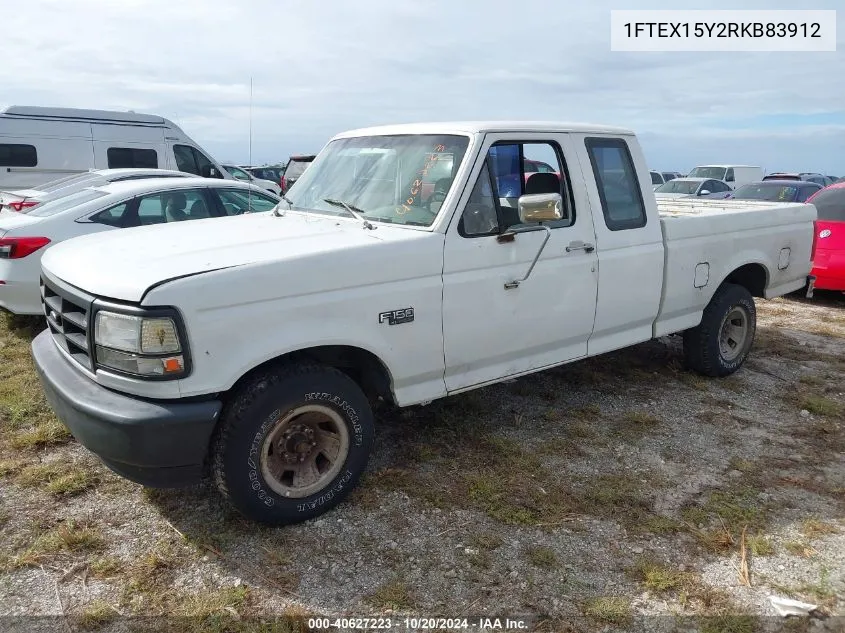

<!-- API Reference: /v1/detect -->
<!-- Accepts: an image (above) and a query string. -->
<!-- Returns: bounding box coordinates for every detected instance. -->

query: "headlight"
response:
[94,310,186,378]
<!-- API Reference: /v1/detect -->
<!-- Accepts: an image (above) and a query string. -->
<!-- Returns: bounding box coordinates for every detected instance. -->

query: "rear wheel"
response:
[683,283,756,377]
[211,363,374,525]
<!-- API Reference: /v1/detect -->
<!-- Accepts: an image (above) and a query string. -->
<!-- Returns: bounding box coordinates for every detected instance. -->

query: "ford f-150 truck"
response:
[31,122,816,525]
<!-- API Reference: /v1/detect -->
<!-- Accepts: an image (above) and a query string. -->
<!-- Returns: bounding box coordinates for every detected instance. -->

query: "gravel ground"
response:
[0,291,843,633]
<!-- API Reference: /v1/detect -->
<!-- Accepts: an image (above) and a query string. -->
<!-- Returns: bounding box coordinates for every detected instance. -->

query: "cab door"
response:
[441,133,599,392]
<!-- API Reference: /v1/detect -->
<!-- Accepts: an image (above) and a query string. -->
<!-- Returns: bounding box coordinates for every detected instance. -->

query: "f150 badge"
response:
[378,308,414,325]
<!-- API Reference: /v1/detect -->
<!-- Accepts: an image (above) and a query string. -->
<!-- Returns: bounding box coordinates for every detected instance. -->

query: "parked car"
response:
[805,183,845,293]
[763,172,833,187]
[650,170,665,190]
[728,180,822,203]
[0,178,279,315]
[281,154,316,193]
[687,165,763,189]
[662,171,683,182]
[654,177,733,199]
[0,105,231,190]
[31,120,814,526]
[222,164,282,195]
[245,165,285,189]
[0,168,193,214]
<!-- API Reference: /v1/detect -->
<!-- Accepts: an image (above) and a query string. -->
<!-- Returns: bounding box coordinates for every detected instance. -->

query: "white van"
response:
[0,106,232,190]
[686,165,763,189]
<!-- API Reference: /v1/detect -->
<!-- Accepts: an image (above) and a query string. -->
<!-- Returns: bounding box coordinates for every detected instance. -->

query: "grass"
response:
[524,546,558,569]
[15,460,98,497]
[746,533,775,556]
[10,520,105,568]
[784,540,817,558]
[74,600,118,630]
[801,519,840,539]
[582,596,631,625]
[681,485,768,548]
[365,579,415,610]
[797,394,843,418]
[631,560,690,592]
[89,556,125,578]
[698,615,758,633]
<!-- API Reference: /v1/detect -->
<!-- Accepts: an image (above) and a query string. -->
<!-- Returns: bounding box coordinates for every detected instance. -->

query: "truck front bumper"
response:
[31,329,222,488]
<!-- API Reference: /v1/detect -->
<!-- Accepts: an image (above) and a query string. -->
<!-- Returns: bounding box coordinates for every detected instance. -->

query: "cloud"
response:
[1,0,843,173]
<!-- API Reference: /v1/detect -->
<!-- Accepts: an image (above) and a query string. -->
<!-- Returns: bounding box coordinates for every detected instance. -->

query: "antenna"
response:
[248,77,253,207]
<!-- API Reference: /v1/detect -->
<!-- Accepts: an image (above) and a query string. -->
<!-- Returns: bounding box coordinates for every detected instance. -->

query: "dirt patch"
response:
[1,293,844,632]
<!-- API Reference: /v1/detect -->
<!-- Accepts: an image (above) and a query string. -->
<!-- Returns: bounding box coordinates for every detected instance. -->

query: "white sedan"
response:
[0,177,280,315]
[654,177,733,200]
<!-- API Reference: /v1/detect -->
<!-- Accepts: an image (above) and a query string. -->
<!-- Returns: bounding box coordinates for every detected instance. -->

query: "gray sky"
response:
[3,0,843,174]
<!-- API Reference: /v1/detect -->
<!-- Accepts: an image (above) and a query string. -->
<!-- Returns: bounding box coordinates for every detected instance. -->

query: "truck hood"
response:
[40,211,417,302]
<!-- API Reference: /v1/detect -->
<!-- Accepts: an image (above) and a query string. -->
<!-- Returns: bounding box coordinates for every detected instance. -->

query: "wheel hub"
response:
[277,424,317,463]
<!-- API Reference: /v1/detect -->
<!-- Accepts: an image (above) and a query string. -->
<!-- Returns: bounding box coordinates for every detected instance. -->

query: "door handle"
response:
[566,241,595,253]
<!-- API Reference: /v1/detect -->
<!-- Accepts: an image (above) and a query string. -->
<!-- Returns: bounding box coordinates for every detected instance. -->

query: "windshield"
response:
[688,167,727,180]
[284,134,470,227]
[732,183,798,202]
[26,188,110,217]
[656,180,700,194]
[808,187,845,221]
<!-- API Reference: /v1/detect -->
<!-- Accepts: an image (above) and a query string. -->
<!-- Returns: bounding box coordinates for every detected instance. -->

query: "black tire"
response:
[683,283,756,377]
[211,363,374,525]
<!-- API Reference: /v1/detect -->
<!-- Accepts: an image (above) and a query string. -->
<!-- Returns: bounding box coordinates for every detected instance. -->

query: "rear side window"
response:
[107,147,158,169]
[90,202,130,227]
[808,188,845,221]
[0,143,37,167]
[585,137,647,231]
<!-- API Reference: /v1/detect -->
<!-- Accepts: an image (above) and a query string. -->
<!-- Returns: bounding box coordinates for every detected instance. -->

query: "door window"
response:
[135,189,211,225]
[174,145,218,177]
[725,168,735,182]
[584,137,647,231]
[465,140,573,234]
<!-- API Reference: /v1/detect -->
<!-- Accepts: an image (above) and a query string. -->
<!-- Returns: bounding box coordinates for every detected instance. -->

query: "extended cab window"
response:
[460,141,574,237]
[585,137,647,231]
[107,147,158,169]
[0,143,37,167]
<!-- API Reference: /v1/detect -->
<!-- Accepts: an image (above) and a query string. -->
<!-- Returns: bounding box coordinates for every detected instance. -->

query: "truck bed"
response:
[653,198,816,338]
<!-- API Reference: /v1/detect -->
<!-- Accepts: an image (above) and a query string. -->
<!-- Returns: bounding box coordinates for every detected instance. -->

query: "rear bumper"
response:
[811,249,845,292]
[31,329,222,487]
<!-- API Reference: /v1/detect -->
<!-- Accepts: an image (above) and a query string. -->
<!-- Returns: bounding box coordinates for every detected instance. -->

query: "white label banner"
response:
[610,10,836,52]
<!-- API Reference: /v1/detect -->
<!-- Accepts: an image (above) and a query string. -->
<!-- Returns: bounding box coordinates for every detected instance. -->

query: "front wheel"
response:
[211,364,374,525]
[683,283,756,377]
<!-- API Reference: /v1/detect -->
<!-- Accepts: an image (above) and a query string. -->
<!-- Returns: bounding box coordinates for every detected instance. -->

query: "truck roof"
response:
[334,121,635,138]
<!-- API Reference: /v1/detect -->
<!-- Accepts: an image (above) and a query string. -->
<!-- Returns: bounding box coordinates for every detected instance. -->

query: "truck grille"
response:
[40,276,94,371]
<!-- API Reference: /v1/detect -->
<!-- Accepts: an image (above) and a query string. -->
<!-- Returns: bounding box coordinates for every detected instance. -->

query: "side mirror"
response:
[517,193,563,223]
[699,190,711,196]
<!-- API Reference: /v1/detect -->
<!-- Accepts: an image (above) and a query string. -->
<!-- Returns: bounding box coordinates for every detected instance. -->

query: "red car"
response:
[806,183,845,292]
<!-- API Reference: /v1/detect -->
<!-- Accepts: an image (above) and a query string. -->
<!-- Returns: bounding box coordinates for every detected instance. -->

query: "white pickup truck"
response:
[31,121,816,525]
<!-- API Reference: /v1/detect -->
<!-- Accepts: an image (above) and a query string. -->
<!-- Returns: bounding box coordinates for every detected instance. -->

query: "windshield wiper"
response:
[323,198,376,230]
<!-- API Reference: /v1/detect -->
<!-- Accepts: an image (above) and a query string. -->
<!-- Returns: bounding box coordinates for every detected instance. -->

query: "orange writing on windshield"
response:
[397,144,447,215]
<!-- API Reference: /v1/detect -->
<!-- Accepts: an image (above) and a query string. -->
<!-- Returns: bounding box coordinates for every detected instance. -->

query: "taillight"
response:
[0,237,51,259]
[7,200,39,212]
